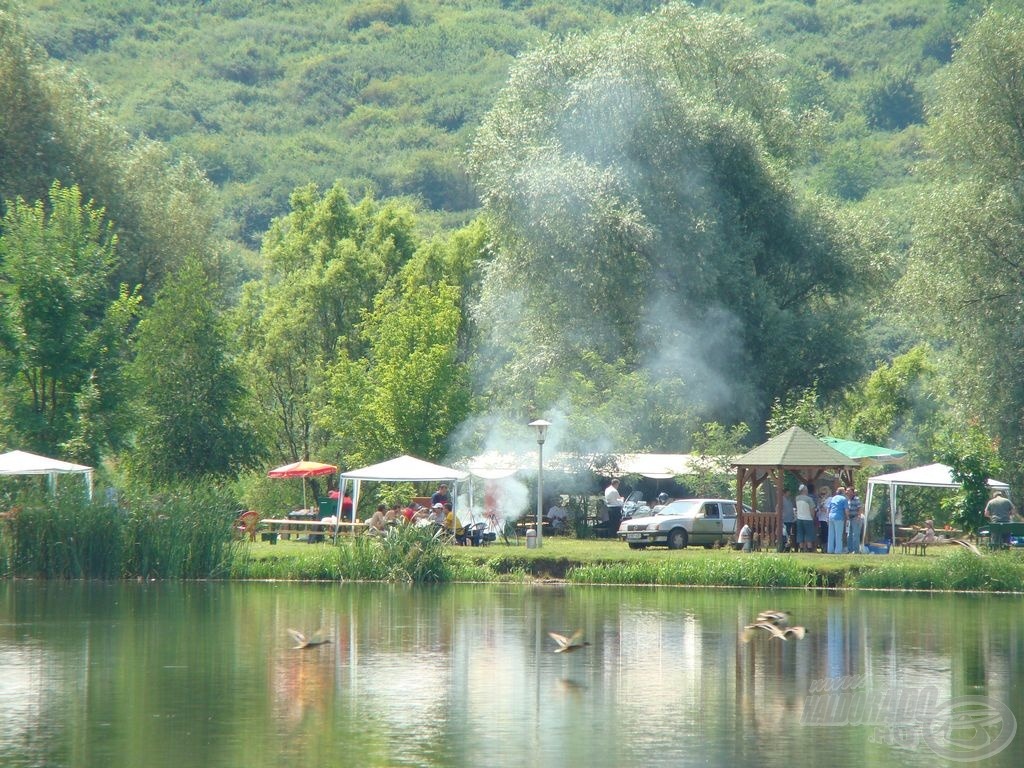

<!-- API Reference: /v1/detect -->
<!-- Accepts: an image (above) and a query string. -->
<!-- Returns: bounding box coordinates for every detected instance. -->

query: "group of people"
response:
[360,483,488,546]
[780,483,864,554]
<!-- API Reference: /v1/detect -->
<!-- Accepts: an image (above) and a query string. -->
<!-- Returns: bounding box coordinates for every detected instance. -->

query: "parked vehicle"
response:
[621,491,650,521]
[617,498,749,549]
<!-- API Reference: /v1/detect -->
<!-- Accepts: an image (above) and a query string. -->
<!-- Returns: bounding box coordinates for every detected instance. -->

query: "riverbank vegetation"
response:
[4,1,1024,542]
[4,494,1023,590]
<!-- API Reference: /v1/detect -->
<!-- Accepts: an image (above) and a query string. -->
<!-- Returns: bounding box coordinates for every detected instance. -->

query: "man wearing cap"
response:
[984,490,1016,548]
[985,490,1015,523]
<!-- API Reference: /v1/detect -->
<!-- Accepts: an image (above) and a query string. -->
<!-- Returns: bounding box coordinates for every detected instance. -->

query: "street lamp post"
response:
[528,419,551,548]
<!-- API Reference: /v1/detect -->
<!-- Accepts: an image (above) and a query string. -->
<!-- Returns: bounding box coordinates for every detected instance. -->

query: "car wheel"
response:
[628,543,646,550]
[667,528,688,550]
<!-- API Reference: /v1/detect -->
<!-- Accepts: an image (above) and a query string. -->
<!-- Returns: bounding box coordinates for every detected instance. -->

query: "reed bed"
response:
[0,483,240,579]
[850,550,1024,591]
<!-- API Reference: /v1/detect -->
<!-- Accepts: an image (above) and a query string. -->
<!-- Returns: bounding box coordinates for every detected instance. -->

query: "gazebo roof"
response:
[734,426,859,469]
[821,437,907,466]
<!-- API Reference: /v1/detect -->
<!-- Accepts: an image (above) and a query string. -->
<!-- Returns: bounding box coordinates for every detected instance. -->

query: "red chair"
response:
[235,510,261,542]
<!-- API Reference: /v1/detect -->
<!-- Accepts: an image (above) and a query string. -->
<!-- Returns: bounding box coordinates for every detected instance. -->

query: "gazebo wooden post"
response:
[736,467,746,530]
[775,469,785,551]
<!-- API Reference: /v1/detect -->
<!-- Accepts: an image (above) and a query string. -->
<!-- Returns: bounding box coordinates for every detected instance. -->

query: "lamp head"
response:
[528,419,552,444]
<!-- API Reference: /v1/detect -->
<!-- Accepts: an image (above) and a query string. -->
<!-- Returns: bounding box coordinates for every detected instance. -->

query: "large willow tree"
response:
[902,8,1024,483]
[469,3,857,446]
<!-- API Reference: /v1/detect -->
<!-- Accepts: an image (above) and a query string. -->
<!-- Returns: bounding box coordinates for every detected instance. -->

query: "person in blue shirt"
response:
[827,487,849,554]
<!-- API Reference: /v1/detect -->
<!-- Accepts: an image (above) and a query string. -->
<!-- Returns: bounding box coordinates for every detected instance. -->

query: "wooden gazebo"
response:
[733,427,859,549]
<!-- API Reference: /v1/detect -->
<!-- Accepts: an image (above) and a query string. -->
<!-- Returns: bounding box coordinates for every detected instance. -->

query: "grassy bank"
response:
[232,536,1024,591]
[5,499,1022,590]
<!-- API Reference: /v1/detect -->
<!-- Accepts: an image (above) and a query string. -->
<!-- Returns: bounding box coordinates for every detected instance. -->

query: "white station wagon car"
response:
[618,498,748,549]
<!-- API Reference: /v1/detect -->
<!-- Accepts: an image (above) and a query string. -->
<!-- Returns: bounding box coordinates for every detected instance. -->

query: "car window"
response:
[704,503,720,518]
[657,499,700,516]
[722,503,736,518]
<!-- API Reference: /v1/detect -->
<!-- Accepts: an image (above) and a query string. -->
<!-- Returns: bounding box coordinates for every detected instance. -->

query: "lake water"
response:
[1,581,1021,768]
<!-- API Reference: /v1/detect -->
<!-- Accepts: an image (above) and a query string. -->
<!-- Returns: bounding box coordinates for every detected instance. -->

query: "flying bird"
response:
[754,610,791,627]
[741,610,807,642]
[549,629,590,653]
[287,628,331,649]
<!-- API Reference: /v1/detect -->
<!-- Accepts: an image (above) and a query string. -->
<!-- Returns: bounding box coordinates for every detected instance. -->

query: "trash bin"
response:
[318,498,336,519]
[525,529,537,549]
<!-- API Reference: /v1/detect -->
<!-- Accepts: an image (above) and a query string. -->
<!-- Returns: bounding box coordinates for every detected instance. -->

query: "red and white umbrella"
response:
[268,461,337,509]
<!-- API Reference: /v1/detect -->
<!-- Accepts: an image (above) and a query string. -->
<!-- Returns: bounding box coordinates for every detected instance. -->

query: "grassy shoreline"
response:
[230,536,1024,592]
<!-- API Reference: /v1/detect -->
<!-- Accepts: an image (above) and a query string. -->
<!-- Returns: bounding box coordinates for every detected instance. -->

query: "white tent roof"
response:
[341,455,467,482]
[0,449,92,475]
[864,462,1009,550]
[461,451,712,480]
[336,455,467,528]
[0,449,93,499]
[867,462,1009,491]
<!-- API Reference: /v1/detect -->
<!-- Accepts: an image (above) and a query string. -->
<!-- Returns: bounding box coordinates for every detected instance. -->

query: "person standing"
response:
[827,486,849,554]
[984,490,1015,522]
[816,486,830,553]
[431,483,451,507]
[604,479,624,538]
[794,484,816,553]
[984,490,1016,548]
[846,487,863,553]
[781,490,796,551]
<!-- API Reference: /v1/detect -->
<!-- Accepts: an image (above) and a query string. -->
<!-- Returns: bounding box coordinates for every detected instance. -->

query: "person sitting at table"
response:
[384,505,399,525]
[427,502,444,525]
[547,496,570,534]
[366,505,387,536]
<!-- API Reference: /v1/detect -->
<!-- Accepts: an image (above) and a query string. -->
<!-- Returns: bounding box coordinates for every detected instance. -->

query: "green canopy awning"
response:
[821,437,907,466]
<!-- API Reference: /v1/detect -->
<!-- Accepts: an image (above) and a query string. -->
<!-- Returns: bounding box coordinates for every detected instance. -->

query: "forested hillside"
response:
[11,0,981,247]
[4,0,1024,528]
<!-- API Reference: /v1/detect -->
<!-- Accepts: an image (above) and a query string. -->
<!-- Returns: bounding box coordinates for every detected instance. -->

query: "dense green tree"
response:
[0,182,139,461]
[127,257,259,482]
[470,3,858,440]
[0,8,229,301]
[902,8,1024,483]
[831,345,944,461]
[317,281,470,467]
[936,422,1003,534]
[236,185,419,464]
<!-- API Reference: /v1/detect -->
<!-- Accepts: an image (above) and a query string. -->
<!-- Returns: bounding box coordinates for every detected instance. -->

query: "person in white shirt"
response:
[604,479,624,537]
[547,496,569,534]
[794,484,816,552]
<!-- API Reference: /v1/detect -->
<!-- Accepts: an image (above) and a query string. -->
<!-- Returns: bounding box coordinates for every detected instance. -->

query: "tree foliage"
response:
[902,8,1024,484]
[0,182,139,462]
[470,3,858,440]
[127,257,259,482]
[235,184,420,465]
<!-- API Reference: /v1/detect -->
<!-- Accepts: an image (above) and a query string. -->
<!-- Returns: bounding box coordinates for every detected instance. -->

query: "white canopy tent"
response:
[337,455,468,530]
[0,449,94,499]
[864,462,1010,547]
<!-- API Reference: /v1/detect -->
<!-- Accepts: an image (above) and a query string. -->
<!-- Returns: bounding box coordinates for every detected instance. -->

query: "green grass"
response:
[232,536,1024,591]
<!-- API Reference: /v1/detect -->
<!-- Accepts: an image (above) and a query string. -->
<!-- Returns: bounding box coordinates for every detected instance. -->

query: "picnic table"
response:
[979,521,1024,549]
[259,518,367,543]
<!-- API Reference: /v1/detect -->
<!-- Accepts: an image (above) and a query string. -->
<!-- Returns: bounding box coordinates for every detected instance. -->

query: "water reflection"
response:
[1,582,1021,768]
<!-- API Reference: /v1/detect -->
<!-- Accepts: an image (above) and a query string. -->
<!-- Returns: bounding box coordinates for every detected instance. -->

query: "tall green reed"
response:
[1,489,125,578]
[0,482,241,579]
[338,524,452,583]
